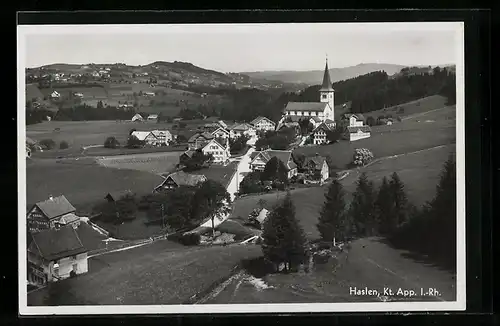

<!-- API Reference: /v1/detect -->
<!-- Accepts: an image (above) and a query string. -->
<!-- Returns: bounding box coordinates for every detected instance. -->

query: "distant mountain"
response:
[242,63,407,85]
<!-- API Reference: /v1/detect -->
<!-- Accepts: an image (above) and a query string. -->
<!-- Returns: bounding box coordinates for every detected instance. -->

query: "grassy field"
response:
[26,158,163,213]
[361,95,449,120]
[27,242,263,306]
[97,151,182,175]
[295,105,455,169]
[231,143,455,240]
[95,213,165,240]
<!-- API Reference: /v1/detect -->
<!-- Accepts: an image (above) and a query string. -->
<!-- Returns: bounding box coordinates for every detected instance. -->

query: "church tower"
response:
[319,58,335,120]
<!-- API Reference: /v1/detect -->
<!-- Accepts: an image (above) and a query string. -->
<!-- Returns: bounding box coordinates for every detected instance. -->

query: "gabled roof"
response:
[202,138,227,151]
[147,114,158,119]
[284,102,328,112]
[346,125,371,133]
[310,116,322,123]
[160,171,206,187]
[305,156,328,170]
[250,116,275,126]
[188,132,214,143]
[230,123,254,131]
[324,119,336,124]
[180,150,196,159]
[343,113,365,121]
[131,131,154,141]
[319,60,334,92]
[150,129,172,137]
[33,195,76,220]
[210,127,230,135]
[250,150,297,171]
[58,213,81,225]
[29,225,86,261]
[131,113,144,120]
[313,123,332,133]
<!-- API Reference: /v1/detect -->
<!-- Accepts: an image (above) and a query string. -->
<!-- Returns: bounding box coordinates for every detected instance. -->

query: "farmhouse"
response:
[250,116,276,131]
[143,91,155,97]
[27,195,78,233]
[50,91,61,99]
[312,122,332,145]
[229,123,257,139]
[27,225,88,286]
[282,59,335,123]
[344,125,372,142]
[342,113,365,127]
[154,171,206,192]
[201,139,231,164]
[304,155,330,182]
[188,132,215,150]
[131,113,144,122]
[150,129,173,145]
[130,131,162,146]
[249,149,298,179]
[147,114,158,121]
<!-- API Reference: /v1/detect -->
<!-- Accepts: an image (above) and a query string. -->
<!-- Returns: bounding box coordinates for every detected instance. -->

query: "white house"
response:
[147,114,158,121]
[229,123,257,139]
[210,127,230,139]
[27,225,88,286]
[130,131,161,146]
[202,139,231,164]
[281,59,335,123]
[149,130,173,146]
[131,113,144,122]
[343,113,365,127]
[344,125,371,142]
[50,91,61,99]
[311,122,332,145]
[249,149,298,179]
[250,116,276,131]
[304,155,330,182]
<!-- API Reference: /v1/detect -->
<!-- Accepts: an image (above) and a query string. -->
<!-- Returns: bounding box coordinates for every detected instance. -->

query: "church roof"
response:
[284,102,328,112]
[319,60,334,92]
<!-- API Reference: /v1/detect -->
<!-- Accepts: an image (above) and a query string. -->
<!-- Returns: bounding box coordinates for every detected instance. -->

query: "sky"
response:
[21,23,461,73]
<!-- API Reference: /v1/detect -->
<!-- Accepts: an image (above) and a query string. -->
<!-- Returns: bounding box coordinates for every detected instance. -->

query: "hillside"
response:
[242,63,406,84]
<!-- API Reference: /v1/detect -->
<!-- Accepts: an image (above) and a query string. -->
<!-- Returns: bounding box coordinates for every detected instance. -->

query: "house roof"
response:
[251,150,297,171]
[230,123,254,131]
[313,123,332,133]
[29,225,86,261]
[310,116,322,123]
[188,132,214,143]
[131,113,144,120]
[131,131,153,141]
[203,138,227,151]
[250,116,275,126]
[284,102,328,112]
[58,213,81,225]
[150,130,172,137]
[181,150,196,159]
[319,60,334,92]
[324,119,336,124]
[254,208,270,224]
[305,156,327,170]
[343,113,365,121]
[147,114,158,119]
[34,195,76,220]
[195,162,238,188]
[162,171,206,187]
[346,125,371,133]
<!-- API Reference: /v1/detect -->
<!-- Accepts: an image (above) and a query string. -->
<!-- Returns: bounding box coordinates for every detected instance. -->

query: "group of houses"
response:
[130,129,173,147]
[27,195,91,287]
[131,113,159,122]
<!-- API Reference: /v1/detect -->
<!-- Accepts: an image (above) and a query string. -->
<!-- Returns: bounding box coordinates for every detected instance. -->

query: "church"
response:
[280,59,336,128]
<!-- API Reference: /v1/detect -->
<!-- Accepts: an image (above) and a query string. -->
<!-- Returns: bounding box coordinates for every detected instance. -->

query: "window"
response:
[322,94,327,100]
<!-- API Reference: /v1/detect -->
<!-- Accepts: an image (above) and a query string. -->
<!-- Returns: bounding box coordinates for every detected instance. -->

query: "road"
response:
[200,237,456,303]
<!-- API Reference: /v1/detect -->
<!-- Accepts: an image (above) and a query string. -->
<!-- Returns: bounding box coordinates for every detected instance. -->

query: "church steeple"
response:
[320,57,334,92]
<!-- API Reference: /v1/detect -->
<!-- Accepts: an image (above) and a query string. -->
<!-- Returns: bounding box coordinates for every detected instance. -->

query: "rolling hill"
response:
[242,63,406,85]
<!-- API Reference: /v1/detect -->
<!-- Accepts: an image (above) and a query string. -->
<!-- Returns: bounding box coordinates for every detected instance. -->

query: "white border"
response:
[18,22,466,315]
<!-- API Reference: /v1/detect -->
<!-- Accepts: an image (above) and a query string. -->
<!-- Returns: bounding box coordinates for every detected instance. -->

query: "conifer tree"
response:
[261,192,307,272]
[348,173,376,237]
[389,172,410,228]
[317,179,348,245]
[375,176,393,235]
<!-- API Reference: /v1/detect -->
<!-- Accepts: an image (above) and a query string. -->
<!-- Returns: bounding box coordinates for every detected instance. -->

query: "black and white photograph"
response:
[18,21,465,314]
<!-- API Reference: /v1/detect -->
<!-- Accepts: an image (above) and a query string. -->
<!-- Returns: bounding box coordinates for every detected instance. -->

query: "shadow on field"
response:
[375,237,456,274]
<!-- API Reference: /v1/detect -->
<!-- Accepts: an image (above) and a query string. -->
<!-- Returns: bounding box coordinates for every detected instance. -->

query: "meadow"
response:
[27,242,263,306]
[97,151,182,175]
[231,143,455,240]
[26,158,164,214]
[361,95,449,120]
[295,105,456,169]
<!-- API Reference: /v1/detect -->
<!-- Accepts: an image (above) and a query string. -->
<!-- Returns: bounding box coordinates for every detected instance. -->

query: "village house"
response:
[150,129,173,145]
[131,113,144,122]
[344,125,372,141]
[281,59,335,124]
[50,91,61,99]
[154,171,206,192]
[27,195,78,233]
[312,122,333,145]
[249,149,298,179]
[188,132,215,150]
[250,116,276,131]
[204,126,230,139]
[201,138,231,164]
[130,131,159,146]
[229,123,257,139]
[342,113,365,127]
[304,155,330,182]
[27,225,88,286]
[147,114,158,122]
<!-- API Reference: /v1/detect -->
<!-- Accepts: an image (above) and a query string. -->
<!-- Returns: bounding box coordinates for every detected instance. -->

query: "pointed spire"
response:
[320,56,334,92]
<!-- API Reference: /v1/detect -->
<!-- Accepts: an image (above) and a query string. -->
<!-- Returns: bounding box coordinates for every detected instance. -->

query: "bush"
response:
[104,136,120,149]
[59,141,69,149]
[39,139,56,150]
[352,148,374,166]
[178,232,201,246]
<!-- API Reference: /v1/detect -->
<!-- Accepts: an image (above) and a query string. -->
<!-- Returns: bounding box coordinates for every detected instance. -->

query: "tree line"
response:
[260,154,456,273]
